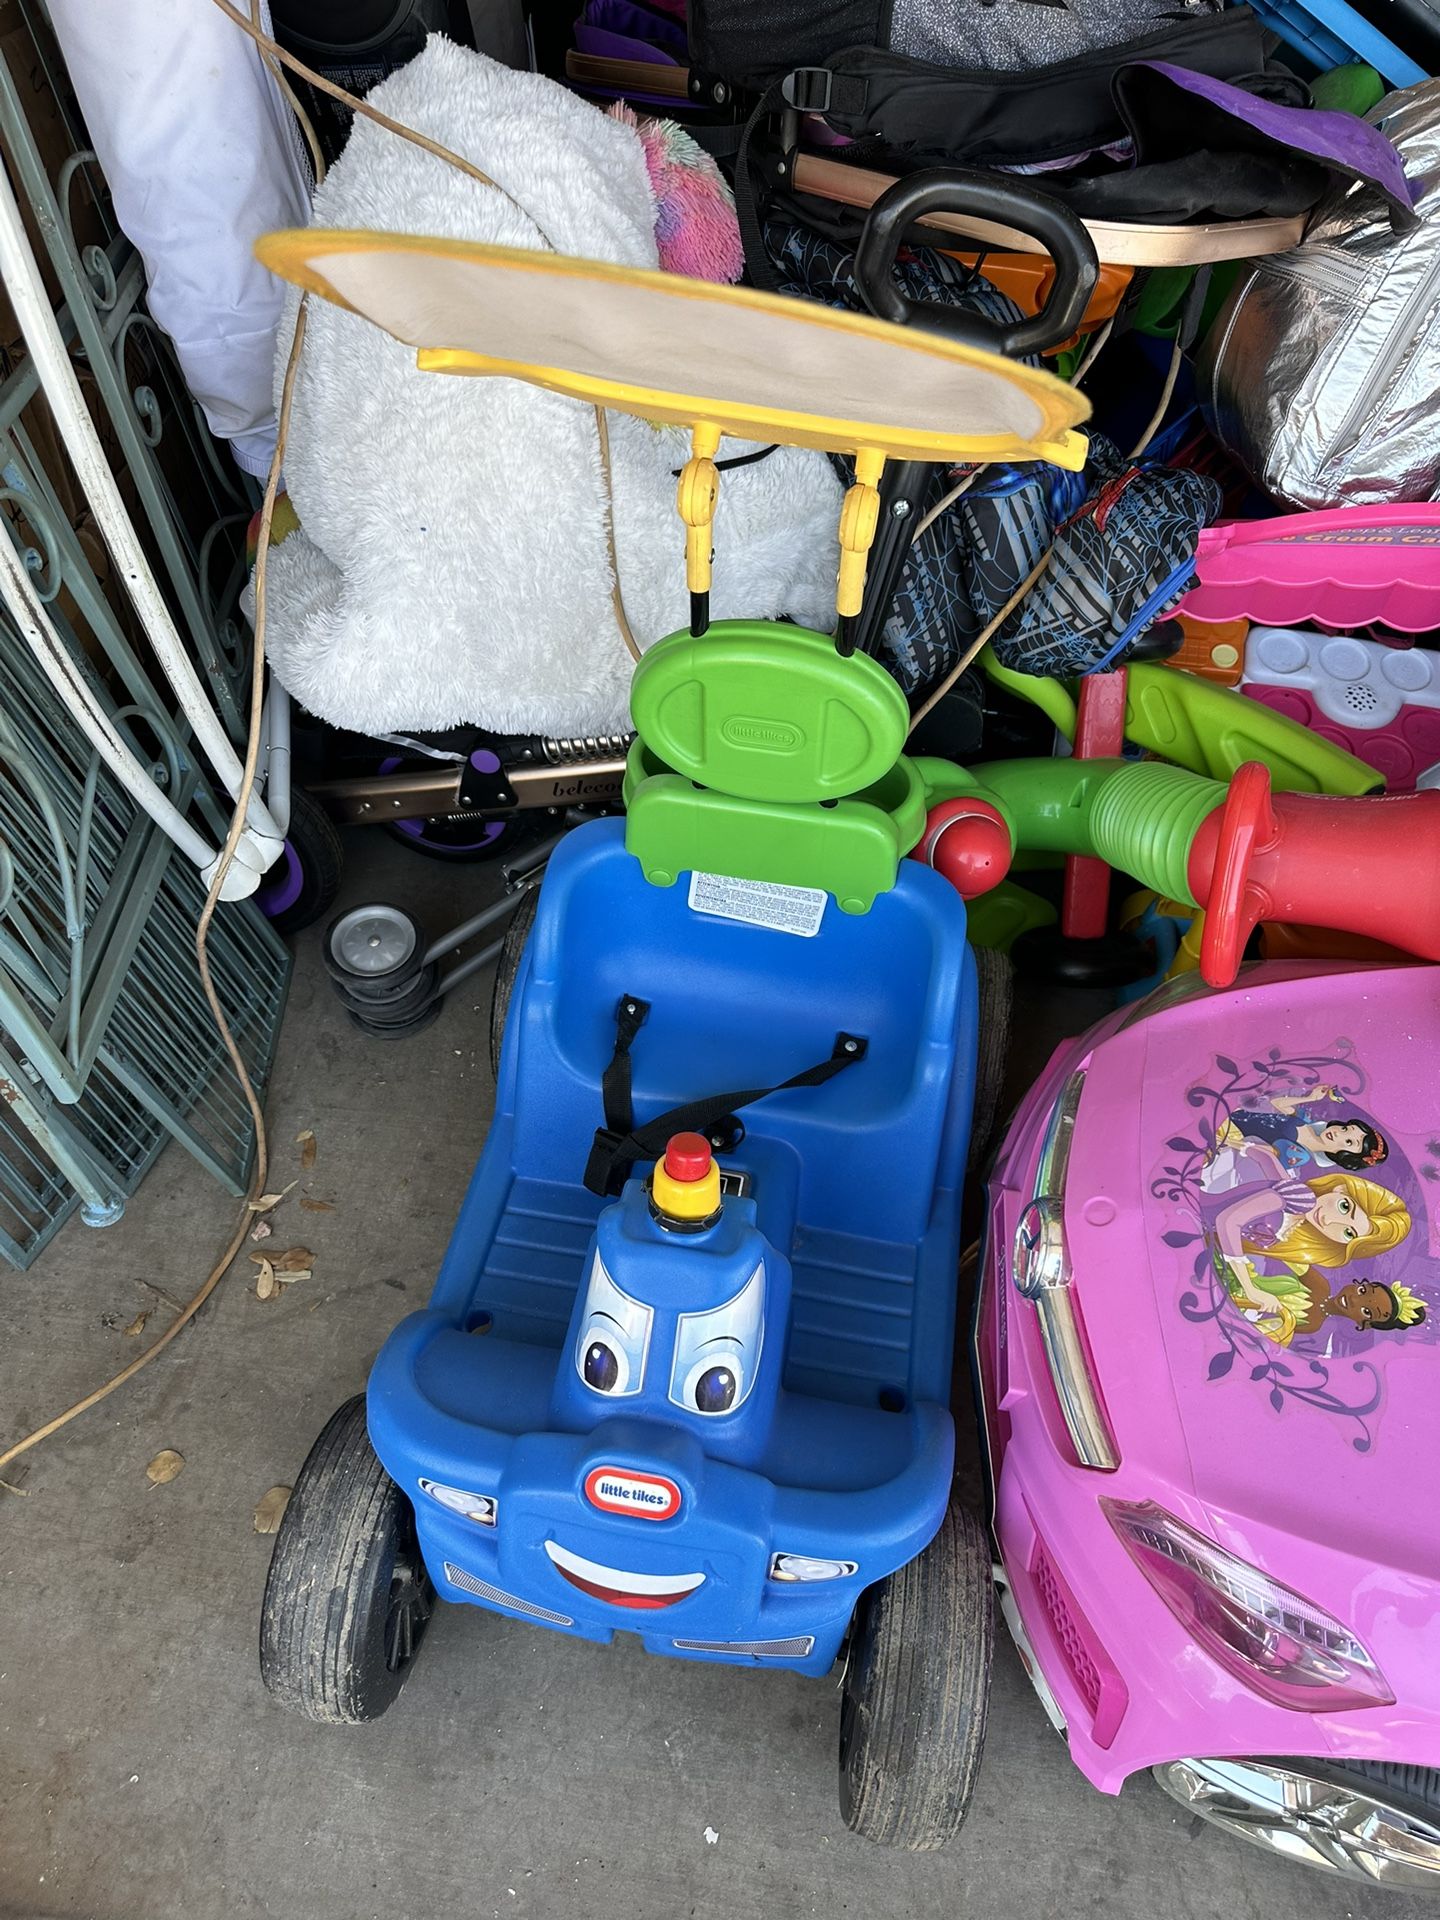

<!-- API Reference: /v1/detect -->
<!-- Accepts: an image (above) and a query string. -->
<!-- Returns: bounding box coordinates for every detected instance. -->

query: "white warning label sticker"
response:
[687,871,826,937]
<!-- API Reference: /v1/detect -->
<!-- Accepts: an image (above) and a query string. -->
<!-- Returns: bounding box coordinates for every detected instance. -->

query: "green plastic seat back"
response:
[629,620,909,805]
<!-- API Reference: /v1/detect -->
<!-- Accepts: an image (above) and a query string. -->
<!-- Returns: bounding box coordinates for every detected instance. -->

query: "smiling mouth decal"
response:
[544,1540,704,1610]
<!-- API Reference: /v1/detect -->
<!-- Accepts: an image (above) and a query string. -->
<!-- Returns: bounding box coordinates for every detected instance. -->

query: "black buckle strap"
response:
[782,66,833,113]
[584,1015,869,1198]
[602,993,649,1136]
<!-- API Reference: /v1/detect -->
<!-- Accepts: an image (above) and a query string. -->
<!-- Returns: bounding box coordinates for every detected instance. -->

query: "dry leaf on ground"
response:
[253,1485,291,1533]
[122,1310,150,1339]
[146,1449,185,1486]
[255,1258,278,1302]
[273,1247,313,1272]
[296,1129,317,1170]
[300,1197,335,1213]
[247,1181,297,1215]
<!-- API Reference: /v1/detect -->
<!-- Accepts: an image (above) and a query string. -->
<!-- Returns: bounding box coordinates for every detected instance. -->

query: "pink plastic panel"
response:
[1176,507,1440,633]
[1244,684,1440,790]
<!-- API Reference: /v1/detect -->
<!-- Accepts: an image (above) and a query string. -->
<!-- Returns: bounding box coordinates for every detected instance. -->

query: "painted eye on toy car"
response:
[582,1335,626,1394]
[669,1262,765,1418]
[694,1362,738,1412]
[574,1255,652,1398]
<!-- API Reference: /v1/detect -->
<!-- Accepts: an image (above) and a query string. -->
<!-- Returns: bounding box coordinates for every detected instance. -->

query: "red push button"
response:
[663,1132,713,1182]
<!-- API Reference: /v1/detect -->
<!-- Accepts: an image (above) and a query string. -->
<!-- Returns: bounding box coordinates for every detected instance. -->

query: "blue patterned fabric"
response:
[966,434,1222,677]
[764,214,1223,684]
[764,216,1027,694]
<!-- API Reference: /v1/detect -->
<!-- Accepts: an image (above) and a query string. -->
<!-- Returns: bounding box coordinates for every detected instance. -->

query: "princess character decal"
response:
[1201,1145,1419,1347]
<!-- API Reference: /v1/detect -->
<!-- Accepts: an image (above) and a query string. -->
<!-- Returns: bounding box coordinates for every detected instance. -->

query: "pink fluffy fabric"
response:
[608,103,744,283]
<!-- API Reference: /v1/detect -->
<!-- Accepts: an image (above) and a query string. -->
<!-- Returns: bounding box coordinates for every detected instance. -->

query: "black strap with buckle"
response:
[583,996,869,1197]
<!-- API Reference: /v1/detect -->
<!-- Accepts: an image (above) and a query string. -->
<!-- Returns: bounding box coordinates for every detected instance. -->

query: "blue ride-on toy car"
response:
[260,791,1002,1845]
[252,151,1101,1841]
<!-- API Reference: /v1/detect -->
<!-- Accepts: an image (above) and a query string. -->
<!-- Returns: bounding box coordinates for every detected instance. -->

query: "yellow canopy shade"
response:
[255,228,1090,470]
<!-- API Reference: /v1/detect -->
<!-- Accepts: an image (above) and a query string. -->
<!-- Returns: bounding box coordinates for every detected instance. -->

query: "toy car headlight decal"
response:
[769,1552,858,1582]
[1103,1498,1394,1713]
[669,1261,764,1417]
[419,1478,497,1526]
[574,1254,653,1398]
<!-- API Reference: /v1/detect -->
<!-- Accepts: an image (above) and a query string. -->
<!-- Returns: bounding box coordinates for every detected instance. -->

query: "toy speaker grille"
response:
[672,1635,815,1658]
[444,1562,574,1626]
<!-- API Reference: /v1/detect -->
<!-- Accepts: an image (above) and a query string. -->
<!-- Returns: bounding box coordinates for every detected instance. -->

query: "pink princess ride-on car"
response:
[976,956,1440,1888]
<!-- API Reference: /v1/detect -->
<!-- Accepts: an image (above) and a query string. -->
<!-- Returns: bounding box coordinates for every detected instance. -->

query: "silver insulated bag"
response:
[1199,81,1440,508]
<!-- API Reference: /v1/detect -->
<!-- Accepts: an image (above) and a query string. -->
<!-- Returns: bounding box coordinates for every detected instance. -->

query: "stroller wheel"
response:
[256,788,344,936]
[377,754,549,863]
[324,902,424,990]
[384,808,550,863]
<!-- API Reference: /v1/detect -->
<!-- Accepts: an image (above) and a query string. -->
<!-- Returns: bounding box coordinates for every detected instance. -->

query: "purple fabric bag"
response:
[1069,59,1422,227]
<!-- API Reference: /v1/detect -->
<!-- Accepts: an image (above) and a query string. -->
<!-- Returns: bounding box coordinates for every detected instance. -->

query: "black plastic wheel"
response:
[259,1396,433,1724]
[968,944,1013,1175]
[488,886,540,1078]
[1012,924,1155,990]
[256,787,344,937]
[323,901,425,993]
[1152,1756,1440,1886]
[344,965,443,1039]
[385,806,551,864]
[838,1500,993,1849]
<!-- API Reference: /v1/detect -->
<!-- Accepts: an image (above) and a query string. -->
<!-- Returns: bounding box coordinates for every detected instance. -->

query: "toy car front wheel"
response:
[1152,1757,1440,1887]
[838,1500,993,1849]
[259,1395,433,1724]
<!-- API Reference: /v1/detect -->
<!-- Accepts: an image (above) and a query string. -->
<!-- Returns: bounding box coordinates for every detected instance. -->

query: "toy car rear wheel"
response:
[1151,1757,1440,1887]
[488,885,540,1077]
[968,944,1013,1173]
[838,1499,993,1849]
[259,1395,433,1724]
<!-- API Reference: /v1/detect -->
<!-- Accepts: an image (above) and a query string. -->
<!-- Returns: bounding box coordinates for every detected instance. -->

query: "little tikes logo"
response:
[585,1466,682,1521]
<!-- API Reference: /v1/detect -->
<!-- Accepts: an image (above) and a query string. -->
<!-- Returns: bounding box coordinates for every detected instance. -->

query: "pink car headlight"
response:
[1104,1499,1394,1713]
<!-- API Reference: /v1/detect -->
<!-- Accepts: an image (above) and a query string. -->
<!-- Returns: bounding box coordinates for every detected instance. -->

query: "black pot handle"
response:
[852,169,1100,359]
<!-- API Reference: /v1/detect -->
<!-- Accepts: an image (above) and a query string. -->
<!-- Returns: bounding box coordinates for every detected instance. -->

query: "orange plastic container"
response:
[940,250,1132,354]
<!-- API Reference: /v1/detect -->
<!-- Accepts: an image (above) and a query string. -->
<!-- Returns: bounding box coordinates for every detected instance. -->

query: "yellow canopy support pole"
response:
[836,446,886,650]
[677,420,722,636]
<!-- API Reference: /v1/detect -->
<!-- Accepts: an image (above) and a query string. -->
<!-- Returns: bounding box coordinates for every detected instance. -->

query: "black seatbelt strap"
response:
[584,1014,868,1197]
[600,993,650,1138]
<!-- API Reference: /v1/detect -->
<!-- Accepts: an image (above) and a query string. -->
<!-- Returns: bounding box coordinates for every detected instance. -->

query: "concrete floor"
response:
[0,830,1422,1920]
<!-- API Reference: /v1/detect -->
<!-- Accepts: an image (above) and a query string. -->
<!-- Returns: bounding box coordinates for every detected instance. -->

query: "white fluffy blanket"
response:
[261,40,842,738]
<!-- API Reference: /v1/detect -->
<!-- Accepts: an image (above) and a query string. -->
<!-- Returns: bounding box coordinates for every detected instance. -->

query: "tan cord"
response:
[0,5,666,1475]
[0,304,308,1477]
[909,465,979,546]
[595,406,641,661]
[251,0,327,188]
[1127,331,1182,461]
[1071,314,1114,388]
[902,304,1115,713]
[906,547,1054,737]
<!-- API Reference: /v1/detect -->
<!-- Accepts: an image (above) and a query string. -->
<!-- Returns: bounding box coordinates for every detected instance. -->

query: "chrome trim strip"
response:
[1013,1069,1119,1472]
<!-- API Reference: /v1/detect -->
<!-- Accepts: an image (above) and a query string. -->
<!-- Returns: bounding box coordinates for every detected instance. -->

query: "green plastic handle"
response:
[978,651,1381,797]
[1120,665,1380,796]
[916,754,1226,907]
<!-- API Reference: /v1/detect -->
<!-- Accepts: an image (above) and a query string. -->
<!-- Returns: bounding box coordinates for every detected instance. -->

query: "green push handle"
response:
[977,649,1381,798]
[916,754,1225,906]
